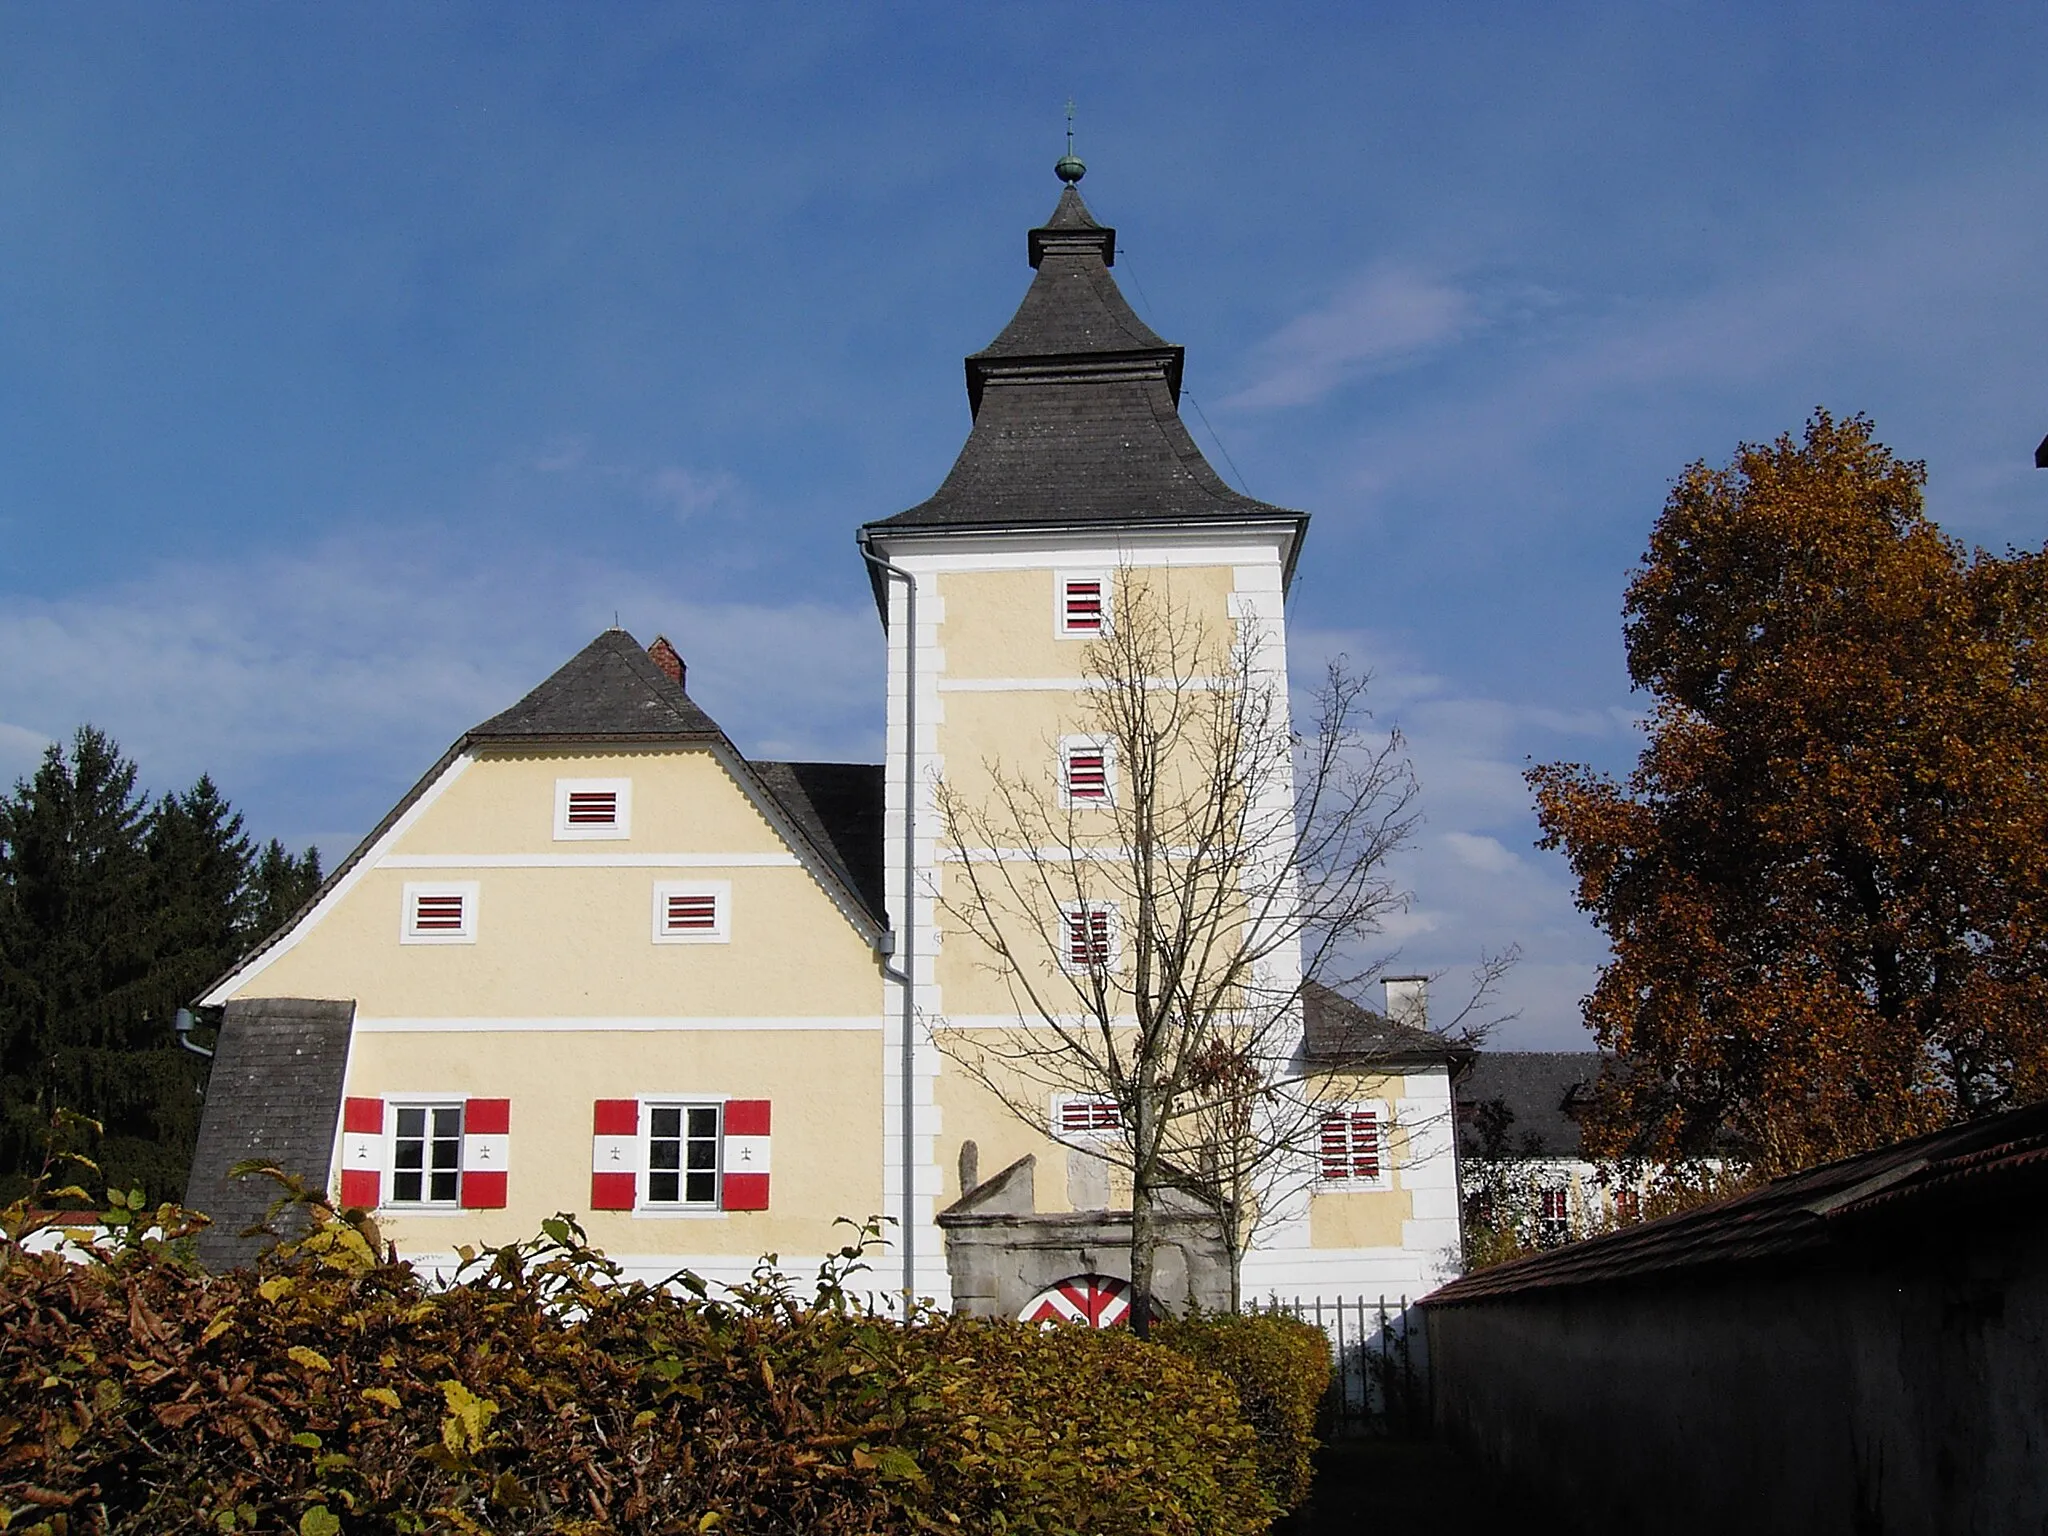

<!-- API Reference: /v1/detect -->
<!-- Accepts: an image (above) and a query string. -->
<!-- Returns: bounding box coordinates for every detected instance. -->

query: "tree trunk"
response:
[1129,1172,1158,1340]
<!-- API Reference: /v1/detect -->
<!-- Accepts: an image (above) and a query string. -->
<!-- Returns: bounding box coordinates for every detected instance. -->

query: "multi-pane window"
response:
[1061,738,1113,807]
[1061,903,1116,971]
[554,778,631,840]
[1611,1187,1641,1225]
[402,883,478,944]
[392,1104,463,1205]
[646,1104,721,1206]
[1058,575,1109,637]
[652,881,730,943]
[1538,1187,1571,1247]
[1317,1109,1383,1184]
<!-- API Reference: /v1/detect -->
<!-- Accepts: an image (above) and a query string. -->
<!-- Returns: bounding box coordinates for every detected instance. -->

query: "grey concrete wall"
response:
[1425,1227,2048,1534]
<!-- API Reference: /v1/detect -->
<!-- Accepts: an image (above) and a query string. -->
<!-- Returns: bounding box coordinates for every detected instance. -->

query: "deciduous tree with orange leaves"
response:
[1530,411,2048,1174]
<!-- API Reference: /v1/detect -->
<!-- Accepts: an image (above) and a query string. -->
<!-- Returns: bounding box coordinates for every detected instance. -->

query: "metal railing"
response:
[1256,1293,1426,1438]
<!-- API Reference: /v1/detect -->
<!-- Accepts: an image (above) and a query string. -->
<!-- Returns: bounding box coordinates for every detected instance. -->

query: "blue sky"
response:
[3,5,2044,1046]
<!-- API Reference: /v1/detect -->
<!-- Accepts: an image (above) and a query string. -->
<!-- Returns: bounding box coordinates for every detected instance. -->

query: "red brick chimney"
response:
[648,635,686,691]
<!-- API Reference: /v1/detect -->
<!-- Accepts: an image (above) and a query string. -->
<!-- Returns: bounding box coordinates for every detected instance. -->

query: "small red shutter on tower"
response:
[721,1099,772,1211]
[591,1099,638,1210]
[339,1096,383,1208]
[1063,579,1104,634]
[460,1098,511,1209]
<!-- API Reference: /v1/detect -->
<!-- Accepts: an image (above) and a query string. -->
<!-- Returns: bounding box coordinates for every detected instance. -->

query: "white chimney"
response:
[1383,975,1429,1030]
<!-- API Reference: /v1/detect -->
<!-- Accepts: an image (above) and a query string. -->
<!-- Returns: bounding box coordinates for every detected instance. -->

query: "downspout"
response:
[859,531,919,1320]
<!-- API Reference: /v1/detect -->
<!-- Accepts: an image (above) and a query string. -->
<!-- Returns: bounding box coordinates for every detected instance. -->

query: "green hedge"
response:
[0,1194,1277,1535]
[1154,1313,1333,1511]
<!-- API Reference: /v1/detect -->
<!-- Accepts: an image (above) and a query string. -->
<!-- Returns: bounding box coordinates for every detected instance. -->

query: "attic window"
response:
[1061,738,1114,807]
[555,778,632,840]
[403,882,478,945]
[653,881,730,944]
[1058,574,1109,638]
[1317,1108,1383,1185]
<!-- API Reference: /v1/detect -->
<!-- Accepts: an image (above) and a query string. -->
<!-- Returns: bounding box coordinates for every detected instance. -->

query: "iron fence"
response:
[1256,1293,1426,1438]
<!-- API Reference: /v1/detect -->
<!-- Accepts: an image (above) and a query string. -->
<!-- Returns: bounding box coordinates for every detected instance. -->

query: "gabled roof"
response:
[1455,1052,1606,1160]
[198,632,887,1003]
[471,630,724,742]
[863,178,1308,558]
[1426,1097,2048,1306]
[1301,980,1469,1069]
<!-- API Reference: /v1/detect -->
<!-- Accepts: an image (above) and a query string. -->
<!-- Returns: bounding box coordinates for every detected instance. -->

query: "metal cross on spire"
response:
[1056,99,1086,184]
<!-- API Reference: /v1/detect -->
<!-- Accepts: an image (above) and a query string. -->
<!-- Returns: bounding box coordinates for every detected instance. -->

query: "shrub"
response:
[1154,1312,1331,1511]
[0,1185,1276,1535]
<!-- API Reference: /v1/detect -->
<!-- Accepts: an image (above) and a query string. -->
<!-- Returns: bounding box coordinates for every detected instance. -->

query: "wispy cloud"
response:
[0,533,880,851]
[1224,266,1480,411]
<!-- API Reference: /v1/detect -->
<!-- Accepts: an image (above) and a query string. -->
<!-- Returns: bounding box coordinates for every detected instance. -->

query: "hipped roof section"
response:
[864,182,1308,562]
[199,631,886,1002]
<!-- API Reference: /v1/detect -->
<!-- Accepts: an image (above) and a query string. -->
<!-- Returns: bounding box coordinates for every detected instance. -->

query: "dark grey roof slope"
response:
[187,998,354,1271]
[472,629,722,741]
[865,181,1308,550]
[1302,980,1468,1069]
[1427,1097,2048,1305]
[201,632,885,1001]
[752,761,886,919]
[1456,1052,1605,1160]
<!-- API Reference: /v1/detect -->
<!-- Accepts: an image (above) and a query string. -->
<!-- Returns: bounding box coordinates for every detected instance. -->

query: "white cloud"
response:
[1224,266,1479,411]
[646,466,739,521]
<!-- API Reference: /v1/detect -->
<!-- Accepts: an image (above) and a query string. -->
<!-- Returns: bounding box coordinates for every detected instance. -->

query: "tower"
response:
[858,167,1310,1307]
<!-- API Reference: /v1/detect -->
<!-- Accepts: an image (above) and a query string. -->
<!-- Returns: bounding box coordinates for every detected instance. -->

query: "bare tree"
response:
[934,571,1446,1327]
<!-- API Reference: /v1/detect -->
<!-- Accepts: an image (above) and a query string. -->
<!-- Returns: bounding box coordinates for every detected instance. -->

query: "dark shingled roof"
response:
[1426,1097,2048,1306]
[751,760,886,920]
[201,632,886,1002]
[1301,980,1469,1069]
[187,998,355,1271]
[1455,1052,1605,1161]
[865,184,1308,551]
[471,629,723,742]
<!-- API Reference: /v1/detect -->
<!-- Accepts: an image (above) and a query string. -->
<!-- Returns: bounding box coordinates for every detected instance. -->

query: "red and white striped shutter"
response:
[1317,1113,1350,1181]
[1062,579,1104,635]
[664,891,719,933]
[1350,1110,1381,1181]
[721,1099,771,1210]
[1065,746,1108,802]
[411,890,466,933]
[460,1098,510,1208]
[591,1099,638,1209]
[565,789,618,827]
[340,1096,383,1208]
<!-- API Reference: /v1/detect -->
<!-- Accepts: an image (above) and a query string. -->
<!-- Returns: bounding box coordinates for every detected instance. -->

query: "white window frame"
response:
[401,881,479,945]
[1051,1093,1125,1146]
[385,1098,466,1209]
[1055,570,1112,639]
[636,1096,725,1215]
[1314,1101,1392,1191]
[1059,735,1116,809]
[554,777,632,841]
[1057,900,1120,974]
[651,880,732,944]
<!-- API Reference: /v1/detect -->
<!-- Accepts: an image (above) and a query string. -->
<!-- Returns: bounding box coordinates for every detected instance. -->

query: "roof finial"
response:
[1055,98,1086,185]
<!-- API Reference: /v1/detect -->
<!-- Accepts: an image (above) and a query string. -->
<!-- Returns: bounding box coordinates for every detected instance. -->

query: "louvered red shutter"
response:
[591,1099,638,1209]
[721,1099,771,1211]
[1066,747,1108,802]
[461,1098,510,1208]
[566,789,617,827]
[340,1097,383,1208]
[1063,579,1104,634]
[1350,1111,1381,1181]
[1317,1113,1350,1181]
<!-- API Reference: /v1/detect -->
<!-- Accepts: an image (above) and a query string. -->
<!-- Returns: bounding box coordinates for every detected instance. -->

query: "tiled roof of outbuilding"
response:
[1425,1097,2048,1306]
[751,760,886,920]
[1302,980,1469,1068]
[187,998,355,1271]
[865,182,1307,547]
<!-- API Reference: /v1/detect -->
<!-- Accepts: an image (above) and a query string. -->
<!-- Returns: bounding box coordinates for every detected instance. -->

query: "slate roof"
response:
[1426,1097,2048,1306]
[865,182,1308,555]
[187,998,355,1271]
[1301,980,1469,1069]
[1455,1052,1606,1161]
[199,631,887,1004]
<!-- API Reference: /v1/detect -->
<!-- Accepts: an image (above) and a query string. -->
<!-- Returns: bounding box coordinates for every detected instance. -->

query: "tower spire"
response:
[1055,98,1086,185]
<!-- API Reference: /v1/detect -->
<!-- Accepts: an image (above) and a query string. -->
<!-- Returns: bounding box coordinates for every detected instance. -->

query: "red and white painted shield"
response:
[1019,1274,1132,1328]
